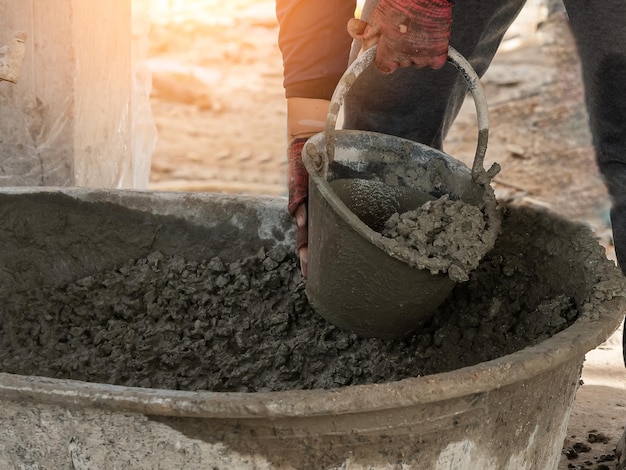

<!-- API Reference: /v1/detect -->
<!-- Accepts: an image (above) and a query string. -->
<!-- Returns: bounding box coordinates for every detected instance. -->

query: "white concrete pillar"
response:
[0,0,155,189]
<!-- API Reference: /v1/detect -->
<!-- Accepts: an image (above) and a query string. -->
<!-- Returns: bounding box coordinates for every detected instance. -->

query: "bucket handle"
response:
[322,45,495,184]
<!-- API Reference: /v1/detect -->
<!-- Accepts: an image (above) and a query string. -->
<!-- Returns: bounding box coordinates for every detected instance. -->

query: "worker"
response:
[276,0,626,286]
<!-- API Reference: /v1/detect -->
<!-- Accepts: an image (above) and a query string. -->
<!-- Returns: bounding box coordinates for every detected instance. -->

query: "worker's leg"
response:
[563,0,626,273]
[562,0,626,366]
[343,0,527,149]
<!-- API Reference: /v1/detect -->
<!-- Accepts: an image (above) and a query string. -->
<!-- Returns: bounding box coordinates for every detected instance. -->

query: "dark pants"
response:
[345,0,527,148]
[344,0,626,362]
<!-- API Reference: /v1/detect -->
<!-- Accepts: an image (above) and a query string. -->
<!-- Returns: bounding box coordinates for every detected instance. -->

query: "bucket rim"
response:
[0,188,623,420]
[303,129,502,276]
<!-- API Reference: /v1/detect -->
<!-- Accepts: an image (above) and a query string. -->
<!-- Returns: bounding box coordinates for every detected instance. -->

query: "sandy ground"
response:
[142,1,626,468]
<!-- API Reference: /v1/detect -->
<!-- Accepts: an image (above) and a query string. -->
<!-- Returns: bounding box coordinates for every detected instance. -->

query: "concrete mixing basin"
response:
[0,187,624,469]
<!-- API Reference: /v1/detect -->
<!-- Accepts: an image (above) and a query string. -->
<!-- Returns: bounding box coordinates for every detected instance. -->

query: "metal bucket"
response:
[0,187,624,469]
[302,47,500,339]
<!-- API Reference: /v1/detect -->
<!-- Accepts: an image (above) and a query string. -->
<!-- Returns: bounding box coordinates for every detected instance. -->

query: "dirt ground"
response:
[143,1,625,468]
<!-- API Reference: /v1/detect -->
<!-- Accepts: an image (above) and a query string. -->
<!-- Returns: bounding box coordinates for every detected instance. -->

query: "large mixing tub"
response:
[0,187,624,469]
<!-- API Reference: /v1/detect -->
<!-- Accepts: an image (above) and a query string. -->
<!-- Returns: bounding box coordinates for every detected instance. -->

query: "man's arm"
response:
[276,0,357,101]
[277,0,356,276]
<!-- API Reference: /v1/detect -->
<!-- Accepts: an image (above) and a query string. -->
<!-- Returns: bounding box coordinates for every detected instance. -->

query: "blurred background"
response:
[137,0,554,198]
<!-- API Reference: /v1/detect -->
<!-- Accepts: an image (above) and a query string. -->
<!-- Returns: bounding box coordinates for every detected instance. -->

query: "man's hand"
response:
[348,0,453,73]
[286,98,330,278]
[287,138,309,278]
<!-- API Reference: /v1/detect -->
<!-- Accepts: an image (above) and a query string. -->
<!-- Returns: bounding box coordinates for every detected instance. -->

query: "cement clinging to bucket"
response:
[0,188,624,469]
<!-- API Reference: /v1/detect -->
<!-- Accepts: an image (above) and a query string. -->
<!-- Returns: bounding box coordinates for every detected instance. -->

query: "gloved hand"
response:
[288,138,310,277]
[347,0,453,73]
[286,97,330,278]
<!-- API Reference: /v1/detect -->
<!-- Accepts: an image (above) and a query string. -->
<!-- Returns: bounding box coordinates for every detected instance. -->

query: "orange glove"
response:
[348,0,453,73]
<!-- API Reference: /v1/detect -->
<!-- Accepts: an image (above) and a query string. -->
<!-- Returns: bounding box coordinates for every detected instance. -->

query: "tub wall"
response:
[0,358,581,469]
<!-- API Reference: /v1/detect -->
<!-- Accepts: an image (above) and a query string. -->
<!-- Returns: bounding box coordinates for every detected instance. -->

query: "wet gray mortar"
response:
[1,206,618,393]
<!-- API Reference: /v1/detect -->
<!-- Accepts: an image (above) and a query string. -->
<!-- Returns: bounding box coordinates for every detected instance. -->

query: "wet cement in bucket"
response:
[325,157,501,285]
[381,195,491,282]
[0,206,619,392]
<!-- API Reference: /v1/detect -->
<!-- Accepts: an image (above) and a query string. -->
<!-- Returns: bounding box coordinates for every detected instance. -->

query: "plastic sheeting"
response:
[131,0,158,189]
[0,1,156,189]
